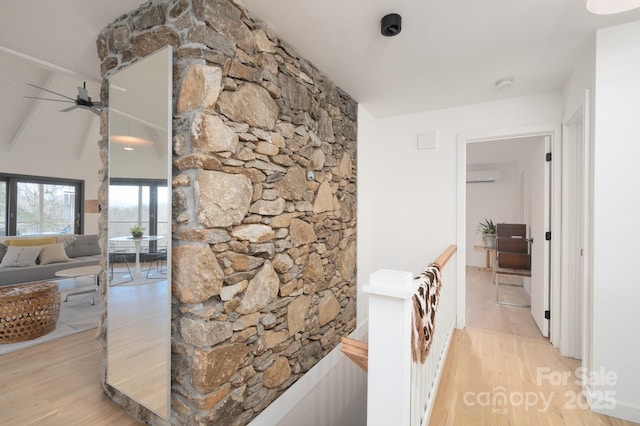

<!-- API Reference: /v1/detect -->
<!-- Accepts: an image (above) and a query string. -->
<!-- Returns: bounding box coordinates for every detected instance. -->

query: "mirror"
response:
[107,46,172,419]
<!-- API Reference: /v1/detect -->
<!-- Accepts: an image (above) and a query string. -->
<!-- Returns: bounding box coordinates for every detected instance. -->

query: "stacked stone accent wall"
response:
[97,1,357,424]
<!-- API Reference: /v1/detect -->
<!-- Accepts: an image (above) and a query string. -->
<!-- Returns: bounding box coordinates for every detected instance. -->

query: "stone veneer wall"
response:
[96,1,357,424]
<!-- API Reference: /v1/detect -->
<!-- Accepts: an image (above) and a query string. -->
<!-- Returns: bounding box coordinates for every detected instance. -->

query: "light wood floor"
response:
[0,330,142,425]
[429,328,638,425]
[1,267,636,425]
[108,280,170,417]
[465,266,544,340]
[429,266,638,425]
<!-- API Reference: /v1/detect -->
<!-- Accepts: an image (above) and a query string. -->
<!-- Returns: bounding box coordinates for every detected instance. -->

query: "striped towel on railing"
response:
[411,264,442,363]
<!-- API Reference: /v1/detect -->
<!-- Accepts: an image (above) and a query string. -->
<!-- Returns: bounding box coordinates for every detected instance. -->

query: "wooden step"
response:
[340,337,368,372]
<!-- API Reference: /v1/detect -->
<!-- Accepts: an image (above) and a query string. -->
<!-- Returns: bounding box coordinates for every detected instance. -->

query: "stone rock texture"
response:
[98,1,357,424]
[177,64,223,112]
[217,83,278,130]
[195,171,252,228]
[173,245,224,304]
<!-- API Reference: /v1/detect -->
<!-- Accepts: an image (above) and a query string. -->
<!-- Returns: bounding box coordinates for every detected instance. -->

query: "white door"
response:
[530,136,551,337]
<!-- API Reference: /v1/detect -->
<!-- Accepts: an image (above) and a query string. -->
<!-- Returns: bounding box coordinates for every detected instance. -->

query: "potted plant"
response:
[130,225,145,239]
[477,218,496,248]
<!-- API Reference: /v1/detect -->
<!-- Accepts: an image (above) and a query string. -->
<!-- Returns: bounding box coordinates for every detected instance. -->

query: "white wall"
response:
[0,124,102,235]
[561,30,596,385]
[356,106,379,325]
[465,161,520,267]
[357,92,562,327]
[562,38,596,125]
[590,21,640,423]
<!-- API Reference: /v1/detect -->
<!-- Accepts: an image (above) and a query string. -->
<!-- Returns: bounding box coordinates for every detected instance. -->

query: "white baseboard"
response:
[592,400,640,424]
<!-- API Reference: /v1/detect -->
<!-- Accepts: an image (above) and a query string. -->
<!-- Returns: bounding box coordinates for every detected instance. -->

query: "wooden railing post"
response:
[363,269,415,426]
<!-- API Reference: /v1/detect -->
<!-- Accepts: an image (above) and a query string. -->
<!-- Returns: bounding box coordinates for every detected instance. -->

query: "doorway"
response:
[456,124,562,347]
[465,136,549,339]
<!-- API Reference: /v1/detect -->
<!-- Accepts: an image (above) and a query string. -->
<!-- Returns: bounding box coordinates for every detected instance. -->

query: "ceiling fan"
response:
[25,81,102,115]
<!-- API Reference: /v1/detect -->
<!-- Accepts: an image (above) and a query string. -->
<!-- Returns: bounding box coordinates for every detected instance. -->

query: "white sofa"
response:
[0,235,101,286]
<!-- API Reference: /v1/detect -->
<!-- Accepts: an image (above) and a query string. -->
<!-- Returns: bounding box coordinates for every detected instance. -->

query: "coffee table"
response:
[55,265,100,305]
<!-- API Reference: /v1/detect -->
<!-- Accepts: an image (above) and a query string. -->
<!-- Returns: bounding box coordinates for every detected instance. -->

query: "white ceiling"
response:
[1,0,640,159]
[0,51,101,155]
[0,0,147,165]
[241,0,640,117]
[0,0,145,79]
[1,0,640,115]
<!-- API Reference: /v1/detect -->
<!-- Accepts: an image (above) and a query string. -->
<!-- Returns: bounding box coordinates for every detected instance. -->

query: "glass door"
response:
[16,182,77,235]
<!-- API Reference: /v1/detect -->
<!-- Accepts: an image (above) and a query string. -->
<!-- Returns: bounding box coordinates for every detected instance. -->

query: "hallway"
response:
[429,267,638,425]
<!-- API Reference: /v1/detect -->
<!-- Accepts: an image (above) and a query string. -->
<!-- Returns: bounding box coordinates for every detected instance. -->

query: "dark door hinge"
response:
[545,231,551,241]
[546,152,552,162]
[545,310,551,320]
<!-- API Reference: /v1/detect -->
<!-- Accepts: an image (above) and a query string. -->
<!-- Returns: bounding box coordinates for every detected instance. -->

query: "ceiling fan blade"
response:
[60,105,79,112]
[24,96,75,104]
[92,101,103,107]
[27,83,76,102]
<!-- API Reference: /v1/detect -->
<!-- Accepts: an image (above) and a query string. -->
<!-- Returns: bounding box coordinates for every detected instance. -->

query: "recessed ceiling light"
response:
[495,77,514,90]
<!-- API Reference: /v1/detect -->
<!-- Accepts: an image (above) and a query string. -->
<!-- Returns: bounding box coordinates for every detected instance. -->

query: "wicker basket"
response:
[0,281,60,343]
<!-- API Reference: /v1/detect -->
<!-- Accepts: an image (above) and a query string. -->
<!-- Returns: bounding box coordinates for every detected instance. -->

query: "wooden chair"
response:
[493,223,531,307]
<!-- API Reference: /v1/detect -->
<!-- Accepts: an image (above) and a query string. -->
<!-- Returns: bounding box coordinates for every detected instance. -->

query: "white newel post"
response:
[363,269,415,426]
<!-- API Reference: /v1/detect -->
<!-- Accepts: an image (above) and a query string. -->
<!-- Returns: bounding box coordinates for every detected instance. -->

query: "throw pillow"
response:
[0,245,44,268]
[56,234,77,246]
[38,242,71,265]
[0,243,7,263]
[4,237,58,247]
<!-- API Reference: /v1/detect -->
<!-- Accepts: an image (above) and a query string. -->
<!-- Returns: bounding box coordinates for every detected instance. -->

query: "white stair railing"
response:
[363,245,457,426]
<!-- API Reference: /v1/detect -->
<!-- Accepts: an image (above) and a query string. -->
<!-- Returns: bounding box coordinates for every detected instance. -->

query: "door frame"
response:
[561,104,589,359]
[456,123,562,347]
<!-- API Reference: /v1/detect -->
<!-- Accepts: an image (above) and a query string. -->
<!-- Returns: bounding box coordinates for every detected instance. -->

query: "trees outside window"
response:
[0,173,84,236]
[16,182,76,235]
[109,178,168,252]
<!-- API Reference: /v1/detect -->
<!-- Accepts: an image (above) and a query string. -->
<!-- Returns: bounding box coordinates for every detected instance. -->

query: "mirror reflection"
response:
[107,46,172,419]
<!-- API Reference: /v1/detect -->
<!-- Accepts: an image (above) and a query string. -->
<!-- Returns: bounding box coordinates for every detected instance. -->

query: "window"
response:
[0,173,84,236]
[109,178,168,251]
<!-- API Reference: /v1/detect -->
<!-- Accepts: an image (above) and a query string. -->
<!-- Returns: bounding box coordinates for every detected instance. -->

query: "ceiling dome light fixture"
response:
[381,13,402,37]
[495,77,514,90]
[586,0,640,14]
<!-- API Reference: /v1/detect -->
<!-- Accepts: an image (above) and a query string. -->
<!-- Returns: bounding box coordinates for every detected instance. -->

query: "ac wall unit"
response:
[466,170,501,183]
